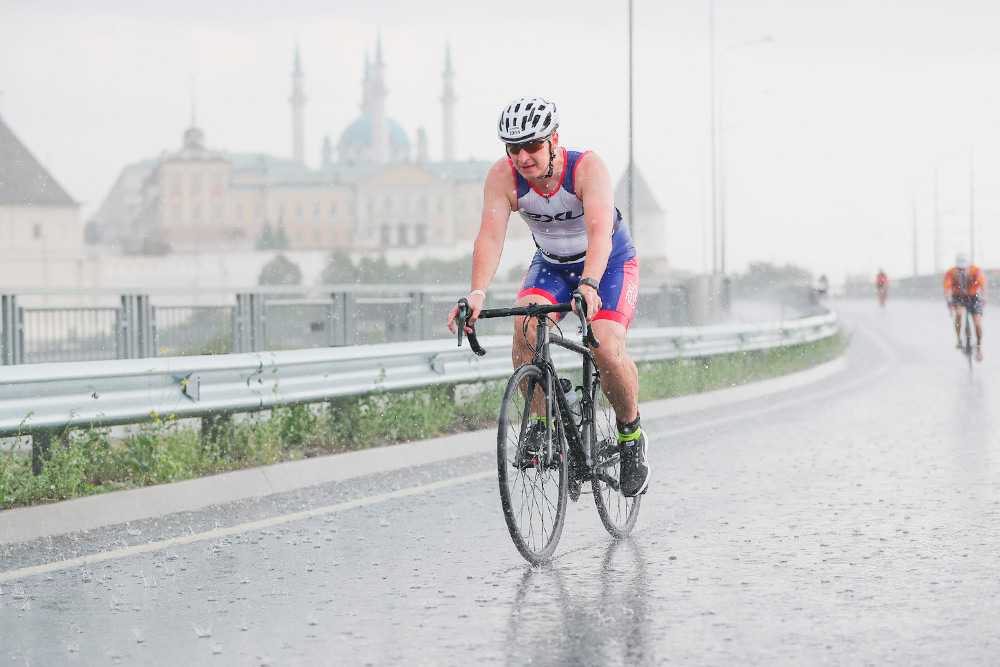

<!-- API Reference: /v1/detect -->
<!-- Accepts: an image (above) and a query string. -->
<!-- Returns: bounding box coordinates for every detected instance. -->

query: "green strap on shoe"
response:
[618,426,642,443]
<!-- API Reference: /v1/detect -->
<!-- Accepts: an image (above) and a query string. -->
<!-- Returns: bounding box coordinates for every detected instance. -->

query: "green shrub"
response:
[0,333,847,508]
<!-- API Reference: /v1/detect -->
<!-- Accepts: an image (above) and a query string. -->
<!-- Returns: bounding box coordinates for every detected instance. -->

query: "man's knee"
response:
[590,320,629,365]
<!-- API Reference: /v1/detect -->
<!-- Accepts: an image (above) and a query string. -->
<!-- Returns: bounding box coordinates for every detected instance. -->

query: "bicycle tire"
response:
[590,375,641,538]
[965,311,974,371]
[497,363,568,564]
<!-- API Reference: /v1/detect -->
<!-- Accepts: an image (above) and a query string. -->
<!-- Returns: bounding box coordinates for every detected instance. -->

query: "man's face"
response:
[507,136,553,178]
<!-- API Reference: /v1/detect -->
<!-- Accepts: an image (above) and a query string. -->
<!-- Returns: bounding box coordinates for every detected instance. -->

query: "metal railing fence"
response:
[0,282,694,365]
[0,309,839,469]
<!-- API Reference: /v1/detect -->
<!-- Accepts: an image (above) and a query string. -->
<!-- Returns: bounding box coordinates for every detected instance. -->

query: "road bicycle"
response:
[455,291,641,564]
[952,297,983,370]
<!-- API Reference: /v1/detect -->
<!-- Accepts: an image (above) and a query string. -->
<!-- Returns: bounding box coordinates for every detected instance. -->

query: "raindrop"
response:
[212,644,223,655]
[67,643,80,653]
[133,629,145,644]
[379,517,390,527]
[194,624,213,638]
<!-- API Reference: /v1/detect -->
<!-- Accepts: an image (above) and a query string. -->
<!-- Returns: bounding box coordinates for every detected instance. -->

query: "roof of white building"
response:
[0,113,76,206]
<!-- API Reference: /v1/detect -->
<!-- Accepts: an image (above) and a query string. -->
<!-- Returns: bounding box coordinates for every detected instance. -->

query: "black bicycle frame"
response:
[457,293,601,471]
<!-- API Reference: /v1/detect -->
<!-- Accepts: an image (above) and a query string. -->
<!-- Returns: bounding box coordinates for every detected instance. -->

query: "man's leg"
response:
[512,294,556,418]
[590,319,638,422]
[591,318,648,496]
[974,312,984,360]
[954,309,963,346]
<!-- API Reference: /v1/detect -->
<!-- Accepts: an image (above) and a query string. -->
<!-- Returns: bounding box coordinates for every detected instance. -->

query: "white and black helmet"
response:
[497,97,559,144]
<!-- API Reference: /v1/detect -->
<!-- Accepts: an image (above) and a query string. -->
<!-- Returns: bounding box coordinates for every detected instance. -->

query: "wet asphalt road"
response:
[1,298,999,666]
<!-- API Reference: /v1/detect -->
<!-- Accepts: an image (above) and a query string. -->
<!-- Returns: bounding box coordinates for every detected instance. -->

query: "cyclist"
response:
[445,96,650,496]
[944,252,987,361]
[875,269,889,307]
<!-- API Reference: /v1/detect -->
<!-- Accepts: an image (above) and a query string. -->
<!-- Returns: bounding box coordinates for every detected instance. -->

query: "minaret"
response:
[441,45,456,162]
[321,136,333,168]
[290,43,306,165]
[370,36,389,163]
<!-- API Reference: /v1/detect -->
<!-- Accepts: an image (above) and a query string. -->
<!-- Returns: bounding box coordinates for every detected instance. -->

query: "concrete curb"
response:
[0,355,846,546]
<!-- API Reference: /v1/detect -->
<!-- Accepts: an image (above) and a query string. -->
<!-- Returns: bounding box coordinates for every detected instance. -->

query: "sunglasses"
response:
[506,139,547,155]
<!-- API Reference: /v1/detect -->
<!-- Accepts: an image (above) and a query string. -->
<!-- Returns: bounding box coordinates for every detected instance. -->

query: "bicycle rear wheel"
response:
[965,312,974,370]
[497,364,568,564]
[590,376,641,538]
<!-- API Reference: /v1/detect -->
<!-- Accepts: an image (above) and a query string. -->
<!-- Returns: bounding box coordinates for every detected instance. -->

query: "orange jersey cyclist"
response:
[445,96,650,496]
[943,252,987,361]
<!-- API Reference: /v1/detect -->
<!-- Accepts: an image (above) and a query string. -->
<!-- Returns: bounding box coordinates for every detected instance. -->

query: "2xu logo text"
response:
[521,210,584,223]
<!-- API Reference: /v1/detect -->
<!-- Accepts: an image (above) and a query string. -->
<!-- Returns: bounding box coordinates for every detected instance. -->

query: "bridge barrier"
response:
[0,310,839,469]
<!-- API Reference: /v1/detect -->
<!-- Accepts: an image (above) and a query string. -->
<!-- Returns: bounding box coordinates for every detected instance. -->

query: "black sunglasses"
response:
[506,139,547,155]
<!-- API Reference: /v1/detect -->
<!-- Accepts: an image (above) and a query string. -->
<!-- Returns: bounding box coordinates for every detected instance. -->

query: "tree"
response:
[273,221,290,250]
[258,254,302,286]
[255,221,275,250]
[321,249,358,284]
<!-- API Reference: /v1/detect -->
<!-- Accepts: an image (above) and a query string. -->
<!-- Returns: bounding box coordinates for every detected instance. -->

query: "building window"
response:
[330,230,337,242]
[253,203,262,219]
[279,202,286,218]
[295,230,303,243]
[172,203,181,220]
[236,203,244,220]
[211,174,222,190]
[170,175,181,191]
[329,201,338,217]
[458,197,466,212]
[32,223,42,240]
[437,197,445,213]
[367,197,376,215]
[398,225,408,246]
[313,230,320,243]
[295,202,303,218]
[192,204,201,219]
[192,175,202,192]
[415,224,427,245]
[212,203,223,220]
[380,225,391,246]
[348,200,355,214]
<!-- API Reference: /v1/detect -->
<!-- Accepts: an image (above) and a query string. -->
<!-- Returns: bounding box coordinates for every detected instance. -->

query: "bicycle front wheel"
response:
[965,312,974,371]
[590,376,641,538]
[497,364,568,564]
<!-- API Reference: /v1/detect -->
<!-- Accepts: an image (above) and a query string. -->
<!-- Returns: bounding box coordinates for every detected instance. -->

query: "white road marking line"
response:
[0,470,494,583]
[3,332,891,583]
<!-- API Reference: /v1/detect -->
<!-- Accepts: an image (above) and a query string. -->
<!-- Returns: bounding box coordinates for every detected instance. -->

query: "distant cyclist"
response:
[445,96,650,496]
[944,252,987,361]
[875,269,889,307]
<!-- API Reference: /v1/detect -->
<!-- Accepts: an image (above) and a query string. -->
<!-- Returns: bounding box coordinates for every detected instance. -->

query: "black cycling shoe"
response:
[619,429,650,497]
[514,420,548,470]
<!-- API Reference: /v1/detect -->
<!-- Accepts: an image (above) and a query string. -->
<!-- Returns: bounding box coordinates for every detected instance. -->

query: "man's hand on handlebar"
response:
[572,284,601,323]
[446,291,486,334]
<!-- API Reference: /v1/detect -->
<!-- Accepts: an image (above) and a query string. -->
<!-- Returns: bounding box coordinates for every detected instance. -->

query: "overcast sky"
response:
[2,0,1000,282]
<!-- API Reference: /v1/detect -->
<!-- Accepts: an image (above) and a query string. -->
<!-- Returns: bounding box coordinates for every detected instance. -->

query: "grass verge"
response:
[0,331,847,509]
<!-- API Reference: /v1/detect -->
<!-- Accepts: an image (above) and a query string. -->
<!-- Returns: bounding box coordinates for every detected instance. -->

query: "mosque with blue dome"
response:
[93,40,523,257]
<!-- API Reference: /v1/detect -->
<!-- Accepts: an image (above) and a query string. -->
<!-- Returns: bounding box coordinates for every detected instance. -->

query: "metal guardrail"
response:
[0,310,839,440]
[0,282,694,365]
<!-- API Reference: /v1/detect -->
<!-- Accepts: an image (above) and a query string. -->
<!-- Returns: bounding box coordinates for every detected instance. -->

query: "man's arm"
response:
[573,152,616,321]
[446,159,515,333]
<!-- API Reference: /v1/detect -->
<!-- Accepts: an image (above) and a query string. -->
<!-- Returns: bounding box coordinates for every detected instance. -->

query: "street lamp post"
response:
[628,0,635,246]
[715,35,772,276]
[708,0,771,275]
